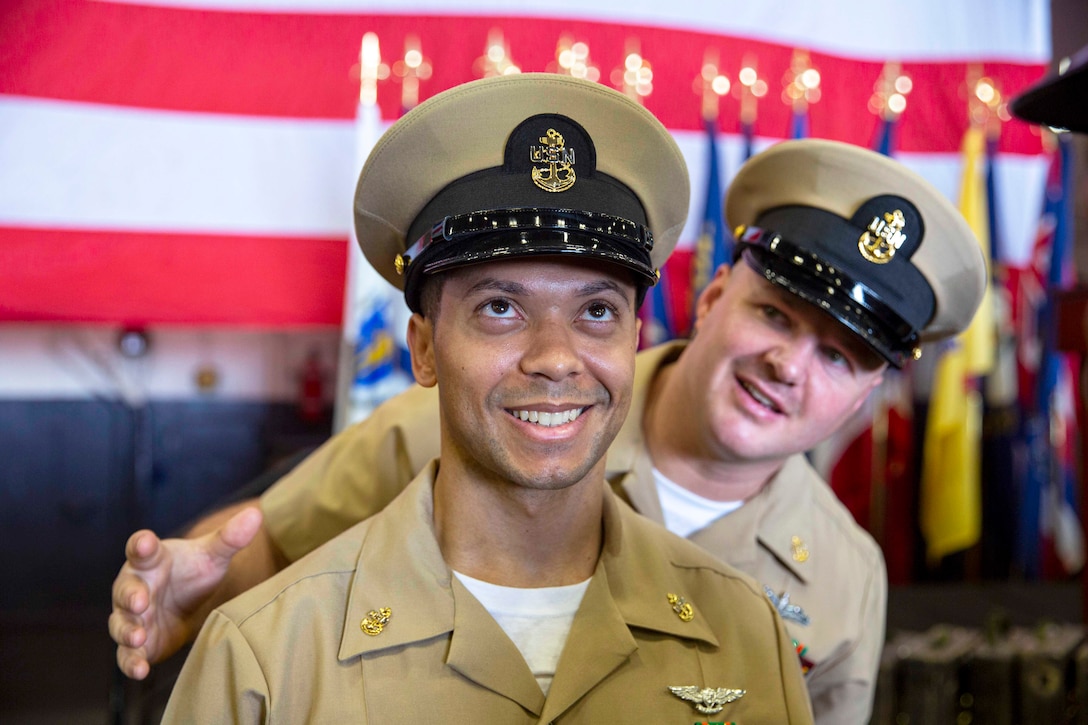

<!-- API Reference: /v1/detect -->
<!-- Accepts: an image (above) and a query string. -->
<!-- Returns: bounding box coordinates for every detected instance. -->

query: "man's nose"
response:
[766,337,816,385]
[519,321,584,381]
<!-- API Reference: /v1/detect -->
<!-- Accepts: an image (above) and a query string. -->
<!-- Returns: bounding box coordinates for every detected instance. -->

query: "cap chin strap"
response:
[397,207,659,314]
[396,207,654,276]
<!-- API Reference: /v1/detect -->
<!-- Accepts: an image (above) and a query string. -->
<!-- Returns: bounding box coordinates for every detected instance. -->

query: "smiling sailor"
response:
[118,90,986,724]
[159,73,815,724]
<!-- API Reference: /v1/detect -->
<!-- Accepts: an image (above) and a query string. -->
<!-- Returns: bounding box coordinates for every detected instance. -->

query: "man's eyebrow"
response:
[575,279,628,298]
[465,278,529,296]
[464,278,628,298]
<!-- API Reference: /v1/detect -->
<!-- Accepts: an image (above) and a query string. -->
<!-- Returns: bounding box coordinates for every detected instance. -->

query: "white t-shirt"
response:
[453,570,590,695]
[653,466,743,538]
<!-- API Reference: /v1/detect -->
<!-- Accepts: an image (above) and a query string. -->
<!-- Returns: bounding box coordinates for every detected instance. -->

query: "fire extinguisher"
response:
[298,350,325,423]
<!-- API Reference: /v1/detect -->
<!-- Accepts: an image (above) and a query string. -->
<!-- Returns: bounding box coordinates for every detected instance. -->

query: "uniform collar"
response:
[339,461,722,662]
[750,455,818,584]
[337,464,727,719]
[539,488,724,721]
[339,462,455,661]
[598,487,722,648]
[621,447,819,588]
[605,340,686,477]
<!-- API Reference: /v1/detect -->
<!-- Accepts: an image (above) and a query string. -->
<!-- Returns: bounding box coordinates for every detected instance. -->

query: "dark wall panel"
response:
[0,399,328,612]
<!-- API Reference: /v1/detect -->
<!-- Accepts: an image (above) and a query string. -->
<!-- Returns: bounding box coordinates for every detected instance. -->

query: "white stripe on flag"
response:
[101,0,1050,62]
[0,96,357,236]
[0,97,1049,265]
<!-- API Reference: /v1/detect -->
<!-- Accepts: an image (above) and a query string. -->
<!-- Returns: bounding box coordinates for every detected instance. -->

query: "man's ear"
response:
[868,368,886,395]
[407,313,438,388]
[691,263,732,335]
[847,369,887,417]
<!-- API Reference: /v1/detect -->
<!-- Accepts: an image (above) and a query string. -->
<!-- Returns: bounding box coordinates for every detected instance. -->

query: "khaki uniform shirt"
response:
[262,342,886,724]
[170,465,814,723]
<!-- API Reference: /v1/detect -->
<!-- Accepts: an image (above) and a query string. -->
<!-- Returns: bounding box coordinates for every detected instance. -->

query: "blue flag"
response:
[740,119,755,162]
[639,262,675,348]
[1037,135,1074,415]
[1036,134,1083,575]
[984,135,1004,264]
[690,119,729,312]
[1016,134,1084,576]
[873,117,896,157]
[790,108,809,140]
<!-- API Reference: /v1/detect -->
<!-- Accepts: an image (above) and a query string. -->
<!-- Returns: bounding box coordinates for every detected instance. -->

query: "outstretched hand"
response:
[108,506,263,680]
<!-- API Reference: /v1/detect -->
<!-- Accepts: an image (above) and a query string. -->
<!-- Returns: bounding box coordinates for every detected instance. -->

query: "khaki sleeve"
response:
[808,545,888,724]
[260,384,441,562]
[161,610,269,724]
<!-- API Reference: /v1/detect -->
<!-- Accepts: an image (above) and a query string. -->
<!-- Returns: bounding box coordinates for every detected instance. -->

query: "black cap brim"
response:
[1010,45,1088,133]
[401,208,656,312]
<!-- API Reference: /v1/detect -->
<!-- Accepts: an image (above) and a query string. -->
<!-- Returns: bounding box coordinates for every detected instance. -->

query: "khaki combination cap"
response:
[726,138,987,368]
[353,73,690,312]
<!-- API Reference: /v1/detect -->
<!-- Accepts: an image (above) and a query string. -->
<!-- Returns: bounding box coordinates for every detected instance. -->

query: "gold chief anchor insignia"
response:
[791,535,810,563]
[858,208,907,264]
[667,593,695,622]
[667,685,746,715]
[360,607,392,636]
[530,128,576,192]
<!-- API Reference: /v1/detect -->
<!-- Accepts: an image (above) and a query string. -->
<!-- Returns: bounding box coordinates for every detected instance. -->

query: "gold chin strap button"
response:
[394,254,409,276]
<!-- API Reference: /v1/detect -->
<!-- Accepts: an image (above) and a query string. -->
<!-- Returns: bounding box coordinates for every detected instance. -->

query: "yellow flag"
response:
[920,342,983,562]
[919,125,993,562]
[955,126,996,376]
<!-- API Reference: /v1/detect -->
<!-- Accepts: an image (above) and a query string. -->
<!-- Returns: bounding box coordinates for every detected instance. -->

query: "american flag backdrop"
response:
[0,1,1075,588]
[1,0,1051,323]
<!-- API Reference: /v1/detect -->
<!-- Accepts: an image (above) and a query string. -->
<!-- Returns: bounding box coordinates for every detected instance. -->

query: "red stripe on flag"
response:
[0,226,346,326]
[1,1,1046,153]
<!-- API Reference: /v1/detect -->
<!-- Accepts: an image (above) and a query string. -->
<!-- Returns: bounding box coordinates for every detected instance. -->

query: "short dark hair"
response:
[417,274,445,321]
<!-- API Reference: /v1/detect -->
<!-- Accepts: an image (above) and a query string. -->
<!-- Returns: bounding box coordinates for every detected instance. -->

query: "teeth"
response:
[512,408,583,427]
[741,381,779,412]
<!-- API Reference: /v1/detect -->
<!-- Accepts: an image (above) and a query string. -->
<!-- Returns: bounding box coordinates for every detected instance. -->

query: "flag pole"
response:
[333,33,413,433]
[783,49,820,139]
[868,392,889,549]
[687,50,730,333]
[736,56,765,161]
